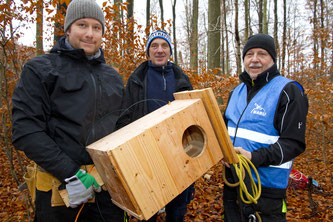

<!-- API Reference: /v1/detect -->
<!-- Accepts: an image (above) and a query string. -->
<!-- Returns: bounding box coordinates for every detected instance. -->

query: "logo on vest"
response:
[251,103,267,117]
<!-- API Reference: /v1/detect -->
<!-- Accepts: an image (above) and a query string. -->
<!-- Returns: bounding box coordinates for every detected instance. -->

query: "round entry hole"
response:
[182,125,206,157]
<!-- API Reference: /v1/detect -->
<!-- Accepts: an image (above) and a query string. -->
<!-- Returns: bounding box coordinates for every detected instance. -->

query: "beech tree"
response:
[234,0,241,74]
[159,0,164,28]
[54,1,68,42]
[281,0,287,73]
[244,0,249,41]
[190,0,199,73]
[258,0,263,33]
[274,0,279,65]
[207,0,221,70]
[263,0,268,34]
[222,0,230,74]
[172,0,178,64]
[36,0,44,55]
[146,0,151,33]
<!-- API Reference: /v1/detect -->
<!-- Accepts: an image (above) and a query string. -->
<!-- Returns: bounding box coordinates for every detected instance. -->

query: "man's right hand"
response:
[64,169,101,208]
[221,159,231,168]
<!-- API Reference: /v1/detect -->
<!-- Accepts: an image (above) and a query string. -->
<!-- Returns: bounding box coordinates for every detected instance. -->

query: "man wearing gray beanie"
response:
[11,0,126,221]
[222,33,308,222]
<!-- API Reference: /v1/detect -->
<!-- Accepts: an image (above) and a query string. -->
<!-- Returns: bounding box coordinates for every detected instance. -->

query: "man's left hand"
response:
[234,147,252,160]
[64,169,101,208]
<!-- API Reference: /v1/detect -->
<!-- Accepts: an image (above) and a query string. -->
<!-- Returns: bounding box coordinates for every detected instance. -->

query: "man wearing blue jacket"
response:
[11,0,125,221]
[120,30,194,222]
[223,33,308,222]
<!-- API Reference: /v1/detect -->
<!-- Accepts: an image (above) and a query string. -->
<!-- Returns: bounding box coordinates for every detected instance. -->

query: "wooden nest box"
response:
[86,88,237,220]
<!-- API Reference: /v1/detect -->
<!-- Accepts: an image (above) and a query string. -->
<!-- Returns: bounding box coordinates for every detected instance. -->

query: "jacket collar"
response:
[240,63,280,90]
[50,36,105,64]
[148,60,172,70]
[131,61,192,92]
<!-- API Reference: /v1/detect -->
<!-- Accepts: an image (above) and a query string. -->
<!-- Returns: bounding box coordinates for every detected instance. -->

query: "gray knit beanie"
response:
[64,0,105,34]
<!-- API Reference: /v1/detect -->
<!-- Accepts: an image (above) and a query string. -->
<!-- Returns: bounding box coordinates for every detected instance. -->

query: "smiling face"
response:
[148,38,171,66]
[66,18,103,56]
[244,48,275,80]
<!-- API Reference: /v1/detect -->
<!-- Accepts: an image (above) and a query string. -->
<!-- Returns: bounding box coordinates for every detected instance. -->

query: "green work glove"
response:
[64,169,101,208]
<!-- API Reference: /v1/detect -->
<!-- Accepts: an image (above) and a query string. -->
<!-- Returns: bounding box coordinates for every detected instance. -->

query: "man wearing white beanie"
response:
[12,0,126,221]
[119,30,195,222]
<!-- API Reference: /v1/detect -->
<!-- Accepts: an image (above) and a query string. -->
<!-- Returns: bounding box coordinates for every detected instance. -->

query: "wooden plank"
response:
[174,88,238,164]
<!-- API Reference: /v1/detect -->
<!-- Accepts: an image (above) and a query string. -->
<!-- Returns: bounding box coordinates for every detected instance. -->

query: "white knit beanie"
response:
[146,30,173,57]
[64,0,105,34]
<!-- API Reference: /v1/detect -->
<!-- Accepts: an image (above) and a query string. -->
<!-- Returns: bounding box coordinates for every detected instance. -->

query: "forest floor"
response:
[0,139,332,221]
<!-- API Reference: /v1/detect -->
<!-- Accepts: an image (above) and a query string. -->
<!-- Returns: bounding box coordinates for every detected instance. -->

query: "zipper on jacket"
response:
[162,66,166,91]
[88,70,98,145]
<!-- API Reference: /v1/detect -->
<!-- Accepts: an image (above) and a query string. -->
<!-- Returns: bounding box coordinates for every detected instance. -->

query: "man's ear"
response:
[66,27,71,36]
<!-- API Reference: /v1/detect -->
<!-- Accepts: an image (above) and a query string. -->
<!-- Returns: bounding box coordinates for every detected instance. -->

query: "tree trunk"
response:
[263,0,268,34]
[113,0,123,62]
[190,0,198,74]
[54,1,68,42]
[114,0,122,21]
[281,0,287,74]
[159,0,164,28]
[244,0,249,41]
[36,0,44,55]
[248,0,252,36]
[222,0,230,74]
[127,0,134,19]
[221,20,225,74]
[258,0,263,33]
[320,0,325,71]
[312,0,318,70]
[208,0,221,70]
[146,0,151,34]
[234,0,241,74]
[126,0,134,39]
[274,0,279,67]
[172,0,178,64]
[126,0,134,62]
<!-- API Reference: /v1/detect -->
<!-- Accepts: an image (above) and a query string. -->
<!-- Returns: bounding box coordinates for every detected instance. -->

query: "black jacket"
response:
[120,61,193,124]
[12,36,124,181]
[224,64,308,197]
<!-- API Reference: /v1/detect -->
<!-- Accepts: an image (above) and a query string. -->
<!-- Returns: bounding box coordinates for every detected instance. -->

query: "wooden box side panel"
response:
[86,148,141,218]
[174,88,238,164]
[151,99,223,190]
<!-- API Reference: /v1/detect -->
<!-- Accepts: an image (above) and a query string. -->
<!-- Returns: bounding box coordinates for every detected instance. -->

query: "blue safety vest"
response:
[225,76,293,189]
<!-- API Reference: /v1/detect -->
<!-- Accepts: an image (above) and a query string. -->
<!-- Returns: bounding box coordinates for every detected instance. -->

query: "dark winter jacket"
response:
[120,61,193,124]
[11,36,124,181]
[224,64,308,198]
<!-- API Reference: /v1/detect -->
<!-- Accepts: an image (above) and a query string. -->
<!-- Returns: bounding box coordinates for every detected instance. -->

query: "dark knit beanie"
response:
[242,33,276,62]
[146,30,173,57]
[64,0,105,34]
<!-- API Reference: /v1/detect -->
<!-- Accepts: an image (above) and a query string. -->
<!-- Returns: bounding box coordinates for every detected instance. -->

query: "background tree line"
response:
[0,0,332,220]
